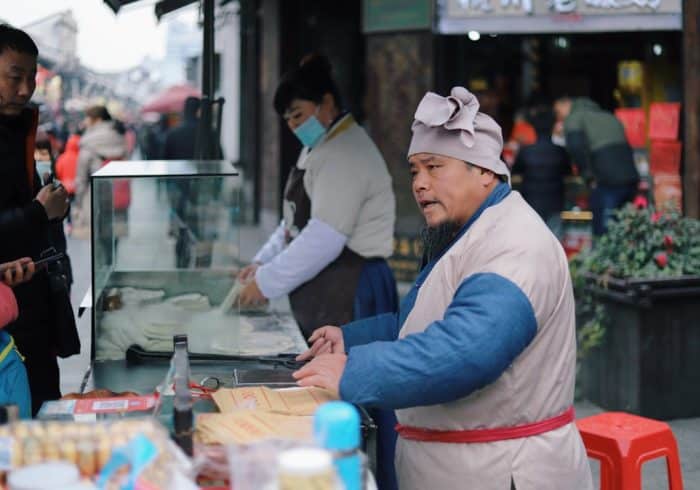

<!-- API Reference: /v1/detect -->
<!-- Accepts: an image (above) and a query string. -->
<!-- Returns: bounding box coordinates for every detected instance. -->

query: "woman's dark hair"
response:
[273,54,342,116]
[85,105,112,122]
[0,24,38,57]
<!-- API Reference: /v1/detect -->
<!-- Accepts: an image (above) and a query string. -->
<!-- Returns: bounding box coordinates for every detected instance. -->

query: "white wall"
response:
[215,2,240,163]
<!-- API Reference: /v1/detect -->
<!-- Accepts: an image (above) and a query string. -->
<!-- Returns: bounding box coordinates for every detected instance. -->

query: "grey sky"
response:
[0,0,197,72]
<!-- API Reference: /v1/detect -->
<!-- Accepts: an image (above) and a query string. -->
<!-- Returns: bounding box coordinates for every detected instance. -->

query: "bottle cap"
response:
[278,447,333,476]
[314,401,360,451]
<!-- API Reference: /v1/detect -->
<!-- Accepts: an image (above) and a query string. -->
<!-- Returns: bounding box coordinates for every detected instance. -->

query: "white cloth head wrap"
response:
[408,87,510,184]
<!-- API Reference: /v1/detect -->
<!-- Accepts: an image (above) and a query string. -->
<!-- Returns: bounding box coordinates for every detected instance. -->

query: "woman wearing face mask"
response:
[238,54,397,338]
[237,54,399,490]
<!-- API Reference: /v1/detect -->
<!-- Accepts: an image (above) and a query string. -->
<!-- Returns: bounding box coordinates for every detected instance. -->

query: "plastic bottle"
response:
[313,401,362,490]
[172,334,193,456]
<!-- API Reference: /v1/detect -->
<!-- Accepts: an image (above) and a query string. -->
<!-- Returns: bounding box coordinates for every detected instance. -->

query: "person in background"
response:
[55,133,80,207]
[237,54,398,490]
[294,87,593,490]
[162,96,200,160]
[237,55,397,335]
[34,132,74,290]
[511,107,571,237]
[72,105,126,238]
[143,114,170,160]
[554,96,639,236]
[0,258,36,419]
[0,24,72,415]
[161,97,201,266]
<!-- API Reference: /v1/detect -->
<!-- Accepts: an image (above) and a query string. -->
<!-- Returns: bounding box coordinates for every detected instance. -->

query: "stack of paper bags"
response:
[195,386,337,445]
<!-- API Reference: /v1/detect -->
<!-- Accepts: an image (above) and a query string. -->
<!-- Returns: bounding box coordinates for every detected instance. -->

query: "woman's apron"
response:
[282,165,366,339]
[283,120,399,490]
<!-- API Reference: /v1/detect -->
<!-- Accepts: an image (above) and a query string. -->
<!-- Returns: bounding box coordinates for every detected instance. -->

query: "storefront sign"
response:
[388,233,423,282]
[648,102,681,141]
[615,108,647,148]
[439,0,681,33]
[650,140,682,175]
[364,0,433,33]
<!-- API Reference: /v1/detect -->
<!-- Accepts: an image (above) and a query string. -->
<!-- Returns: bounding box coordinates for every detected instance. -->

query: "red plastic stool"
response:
[576,412,683,490]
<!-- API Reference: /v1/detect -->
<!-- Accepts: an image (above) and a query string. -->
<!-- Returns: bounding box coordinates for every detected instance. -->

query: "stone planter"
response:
[579,275,700,420]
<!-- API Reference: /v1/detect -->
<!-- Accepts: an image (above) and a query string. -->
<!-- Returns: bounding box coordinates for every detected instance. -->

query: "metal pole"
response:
[198,0,215,159]
[683,0,700,217]
[239,0,260,222]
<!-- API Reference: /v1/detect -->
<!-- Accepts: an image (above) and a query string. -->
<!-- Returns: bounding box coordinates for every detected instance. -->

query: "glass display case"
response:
[90,160,307,363]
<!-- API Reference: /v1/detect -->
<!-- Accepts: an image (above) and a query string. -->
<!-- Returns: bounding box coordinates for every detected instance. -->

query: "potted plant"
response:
[570,196,700,419]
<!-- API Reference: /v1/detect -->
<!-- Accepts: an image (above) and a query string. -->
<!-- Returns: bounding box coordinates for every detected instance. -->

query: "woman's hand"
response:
[237,279,268,307]
[296,326,344,361]
[237,263,260,283]
[1,258,35,287]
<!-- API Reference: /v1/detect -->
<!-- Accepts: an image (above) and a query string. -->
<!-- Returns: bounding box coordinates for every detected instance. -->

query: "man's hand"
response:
[35,183,68,220]
[296,326,344,361]
[237,279,268,307]
[293,353,347,396]
[1,258,35,287]
[237,263,260,283]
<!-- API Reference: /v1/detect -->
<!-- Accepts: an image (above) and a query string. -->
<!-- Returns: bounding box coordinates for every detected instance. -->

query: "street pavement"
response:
[60,224,700,490]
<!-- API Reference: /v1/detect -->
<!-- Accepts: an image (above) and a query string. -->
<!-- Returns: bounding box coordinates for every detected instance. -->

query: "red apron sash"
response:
[395,406,575,444]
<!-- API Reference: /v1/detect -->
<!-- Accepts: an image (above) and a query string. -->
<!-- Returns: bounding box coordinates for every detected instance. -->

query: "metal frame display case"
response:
[88,160,307,381]
[85,160,376,471]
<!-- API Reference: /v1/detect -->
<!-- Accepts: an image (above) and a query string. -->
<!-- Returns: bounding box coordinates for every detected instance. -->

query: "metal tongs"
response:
[125,344,306,370]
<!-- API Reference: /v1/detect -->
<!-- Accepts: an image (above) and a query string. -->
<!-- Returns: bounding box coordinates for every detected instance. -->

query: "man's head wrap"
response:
[408,86,510,184]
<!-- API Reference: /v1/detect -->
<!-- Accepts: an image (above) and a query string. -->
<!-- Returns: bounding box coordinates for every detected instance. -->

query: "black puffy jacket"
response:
[0,108,55,357]
[512,137,571,220]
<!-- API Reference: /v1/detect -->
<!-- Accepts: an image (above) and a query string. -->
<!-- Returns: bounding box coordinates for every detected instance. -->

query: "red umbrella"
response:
[140,84,201,114]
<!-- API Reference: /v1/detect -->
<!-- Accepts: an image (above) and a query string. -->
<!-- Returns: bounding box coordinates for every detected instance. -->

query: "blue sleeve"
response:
[339,273,537,409]
[342,312,399,350]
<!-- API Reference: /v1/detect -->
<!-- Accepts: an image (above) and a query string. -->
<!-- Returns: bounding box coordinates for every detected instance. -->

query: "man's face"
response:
[0,49,37,117]
[409,153,497,228]
[553,99,571,122]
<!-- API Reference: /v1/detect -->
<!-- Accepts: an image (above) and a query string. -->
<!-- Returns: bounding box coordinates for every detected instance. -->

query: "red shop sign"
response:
[649,140,682,175]
[615,108,646,148]
[648,102,680,141]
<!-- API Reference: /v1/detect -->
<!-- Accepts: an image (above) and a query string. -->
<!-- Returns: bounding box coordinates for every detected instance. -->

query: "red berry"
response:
[664,235,674,248]
[654,252,668,268]
[633,195,648,209]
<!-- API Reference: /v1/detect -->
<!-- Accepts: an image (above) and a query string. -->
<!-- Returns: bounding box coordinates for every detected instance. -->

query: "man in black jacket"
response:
[512,109,571,237]
[0,24,71,415]
[162,96,200,160]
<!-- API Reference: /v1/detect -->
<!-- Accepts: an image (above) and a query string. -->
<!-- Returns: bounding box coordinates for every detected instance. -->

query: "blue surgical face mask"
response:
[293,110,327,148]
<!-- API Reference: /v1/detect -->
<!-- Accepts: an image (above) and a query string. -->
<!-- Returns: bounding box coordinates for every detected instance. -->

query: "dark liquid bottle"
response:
[172,334,193,456]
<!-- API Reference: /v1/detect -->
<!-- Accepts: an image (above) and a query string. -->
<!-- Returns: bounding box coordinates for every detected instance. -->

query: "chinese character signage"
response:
[441,0,681,32]
[449,0,679,15]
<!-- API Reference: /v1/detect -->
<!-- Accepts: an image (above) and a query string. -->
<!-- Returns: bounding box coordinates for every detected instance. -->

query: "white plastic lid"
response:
[278,447,333,476]
[8,462,80,490]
